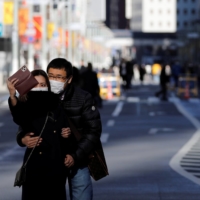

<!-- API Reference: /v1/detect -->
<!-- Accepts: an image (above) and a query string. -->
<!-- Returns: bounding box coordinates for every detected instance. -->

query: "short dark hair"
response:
[19,69,50,101]
[47,58,73,78]
[31,69,51,91]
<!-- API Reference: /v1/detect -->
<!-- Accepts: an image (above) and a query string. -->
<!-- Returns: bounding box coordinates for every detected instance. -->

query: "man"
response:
[80,62,102,108]
[16,58,103,200]
[155,64,171,101]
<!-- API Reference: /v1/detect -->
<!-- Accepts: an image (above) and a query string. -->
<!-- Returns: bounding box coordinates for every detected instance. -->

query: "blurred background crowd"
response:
[0,0,200,102]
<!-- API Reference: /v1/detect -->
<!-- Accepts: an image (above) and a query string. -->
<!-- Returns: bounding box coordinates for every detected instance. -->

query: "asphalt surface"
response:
[1,85,200,200]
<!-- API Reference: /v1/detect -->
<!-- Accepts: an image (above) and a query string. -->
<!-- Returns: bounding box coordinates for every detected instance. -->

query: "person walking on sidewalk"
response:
[155,64,171,101]
[16,58,105,200]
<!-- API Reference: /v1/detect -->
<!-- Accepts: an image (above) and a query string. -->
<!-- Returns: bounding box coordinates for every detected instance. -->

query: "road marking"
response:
[149,128,174,134]
[149,111,165,116]
[149,112,155,116]
[112,102,124,117]
[126,97,140,103]
[149,128,158,134]
[189,99,200,103]
[107,120,115,127]
[0,122,4,127]
[100,133,109,143]
[170,101,200,185]
[162,128,174,131]
[147,97,160,103]
[169,97,180,103]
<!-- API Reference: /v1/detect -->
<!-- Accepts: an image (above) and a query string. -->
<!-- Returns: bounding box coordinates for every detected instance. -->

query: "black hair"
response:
[31,69,51,91]
[19,69,50,102]
[47,58,73,78]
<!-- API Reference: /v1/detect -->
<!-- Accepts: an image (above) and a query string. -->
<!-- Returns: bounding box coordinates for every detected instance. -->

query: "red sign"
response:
[33,16,42,39]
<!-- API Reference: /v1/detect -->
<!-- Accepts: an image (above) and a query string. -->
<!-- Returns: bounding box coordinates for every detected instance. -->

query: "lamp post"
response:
[11,0,19,74]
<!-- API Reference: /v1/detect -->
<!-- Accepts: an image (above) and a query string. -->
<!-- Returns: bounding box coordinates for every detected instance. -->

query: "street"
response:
[1,85,200,200]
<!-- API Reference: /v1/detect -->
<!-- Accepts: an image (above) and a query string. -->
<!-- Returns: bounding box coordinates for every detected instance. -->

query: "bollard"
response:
[184,82,190,99]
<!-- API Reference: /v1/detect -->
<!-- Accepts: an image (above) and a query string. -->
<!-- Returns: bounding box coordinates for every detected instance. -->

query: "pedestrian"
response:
[155,64,171,101]
[72,66,81,87]
[16,58,106,200]
[119,58,127,89]
[80,62,102,108]
[7,69,72,200]
[126,61,134,89]
[139,64,146,85]
[79,59,87,74]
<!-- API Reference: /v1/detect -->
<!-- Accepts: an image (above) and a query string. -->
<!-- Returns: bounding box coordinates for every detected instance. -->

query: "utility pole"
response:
[11,0,19,74]
[27,4,34,71]
[61,0,66,58]
[41,3,47,70]
[67,0,72,62]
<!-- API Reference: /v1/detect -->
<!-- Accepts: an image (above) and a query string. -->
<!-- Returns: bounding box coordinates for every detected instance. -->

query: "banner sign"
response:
[19,8,29,35]
[33,16,42,39]
[3,1,14,25]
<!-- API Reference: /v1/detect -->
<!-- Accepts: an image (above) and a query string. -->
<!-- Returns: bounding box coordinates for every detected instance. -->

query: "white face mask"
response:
[50,80,66,94]
[31,87,48,91]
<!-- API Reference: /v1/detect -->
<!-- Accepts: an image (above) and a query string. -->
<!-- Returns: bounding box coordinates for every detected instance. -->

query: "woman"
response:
[7,69,71,200]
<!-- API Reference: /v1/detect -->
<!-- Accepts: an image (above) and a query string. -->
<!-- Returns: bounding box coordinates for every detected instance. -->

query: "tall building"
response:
[130,0,200,32]
[127,0,200,64]
[105,0,127,29]
[177,0,200,30]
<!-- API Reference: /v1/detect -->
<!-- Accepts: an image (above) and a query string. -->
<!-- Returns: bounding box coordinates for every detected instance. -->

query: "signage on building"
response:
[33,16,42,39]
[3,1,14,25]
[47,23,55,39]
[19,8,29,36]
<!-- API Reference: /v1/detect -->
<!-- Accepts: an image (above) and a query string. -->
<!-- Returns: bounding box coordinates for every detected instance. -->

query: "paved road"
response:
[1,86,200,200]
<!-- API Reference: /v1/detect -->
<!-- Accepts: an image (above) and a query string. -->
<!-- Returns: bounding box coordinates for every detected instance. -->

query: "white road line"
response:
[189,99,200,103]
[169,97,180,103]
[149,128,158,134]
[147,97,160,103]
[148,128,174,135]
[181,163,200,167]
[126,97,140,103]
[149,112,155,116]
[112,102,124,117]
[100,133,109,143]
[169,101,200,185]
[107,120,115,127]
[0,122,4,127]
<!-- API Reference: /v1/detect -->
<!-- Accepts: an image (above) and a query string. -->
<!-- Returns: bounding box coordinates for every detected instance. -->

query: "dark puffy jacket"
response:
[17,84,102,166]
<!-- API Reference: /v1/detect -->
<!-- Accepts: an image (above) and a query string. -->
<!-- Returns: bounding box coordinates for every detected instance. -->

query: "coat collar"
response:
[61,83,74,101]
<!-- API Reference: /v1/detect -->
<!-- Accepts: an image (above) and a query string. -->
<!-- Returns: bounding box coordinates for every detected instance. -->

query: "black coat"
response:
[16,84,104,167]
[80,69,100,98]
[9,91,70,200]
[9,91,70,175]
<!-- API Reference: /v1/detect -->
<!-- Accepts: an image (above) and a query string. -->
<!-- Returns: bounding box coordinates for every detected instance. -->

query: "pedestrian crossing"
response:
[181,139,200,180]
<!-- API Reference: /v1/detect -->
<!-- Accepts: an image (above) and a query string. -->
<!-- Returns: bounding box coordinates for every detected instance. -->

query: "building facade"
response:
[128,0,200,64]
[105,0,127,29]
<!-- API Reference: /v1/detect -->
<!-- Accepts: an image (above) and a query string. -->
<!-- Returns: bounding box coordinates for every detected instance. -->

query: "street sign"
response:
[0,23,3,37]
